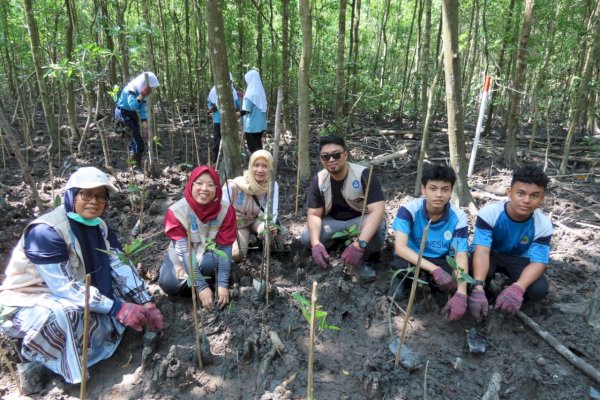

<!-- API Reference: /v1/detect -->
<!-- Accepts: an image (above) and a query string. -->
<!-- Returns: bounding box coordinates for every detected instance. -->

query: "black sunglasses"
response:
[320,151,344,161]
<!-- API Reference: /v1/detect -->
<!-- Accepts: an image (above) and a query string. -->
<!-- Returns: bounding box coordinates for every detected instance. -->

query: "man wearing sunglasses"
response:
[300,135,386,282]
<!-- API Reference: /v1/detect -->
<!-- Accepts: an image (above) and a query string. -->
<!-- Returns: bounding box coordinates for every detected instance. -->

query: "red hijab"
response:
[165,166,237,245]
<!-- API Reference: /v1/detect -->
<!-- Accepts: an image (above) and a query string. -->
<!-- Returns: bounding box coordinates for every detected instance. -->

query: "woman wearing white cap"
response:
[241,70,267,153]
[115,72,160,168]
[0,167,163,388]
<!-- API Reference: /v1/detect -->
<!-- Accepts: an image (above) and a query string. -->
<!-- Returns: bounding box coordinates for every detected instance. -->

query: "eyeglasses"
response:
[193,181,216,189]
[78,191,108,204]
[320,151,344,161]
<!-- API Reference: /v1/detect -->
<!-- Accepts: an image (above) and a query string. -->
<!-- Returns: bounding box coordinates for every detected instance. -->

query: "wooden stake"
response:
[187,221,203,370]
[395,221,430,367]
[0,345,22,394]
[358,165,374,232]
[80,274,91,400]
[307,281,318,400]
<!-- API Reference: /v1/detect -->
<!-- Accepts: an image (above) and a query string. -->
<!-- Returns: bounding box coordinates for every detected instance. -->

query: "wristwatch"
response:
[357,239,368,249]
[471,279,486,289]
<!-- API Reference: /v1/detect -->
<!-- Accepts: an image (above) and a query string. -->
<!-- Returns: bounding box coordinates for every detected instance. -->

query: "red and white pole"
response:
[468,75,492,177]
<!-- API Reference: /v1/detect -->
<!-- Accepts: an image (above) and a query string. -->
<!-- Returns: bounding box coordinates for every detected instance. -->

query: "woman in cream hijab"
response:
[223,150,279,261]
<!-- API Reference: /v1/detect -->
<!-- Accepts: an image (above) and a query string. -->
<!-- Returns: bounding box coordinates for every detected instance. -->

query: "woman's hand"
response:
[217,287,229,309]
[198,287,214,311]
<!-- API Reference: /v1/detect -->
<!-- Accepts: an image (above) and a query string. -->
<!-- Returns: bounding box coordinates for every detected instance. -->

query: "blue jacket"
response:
[116,89,148,121]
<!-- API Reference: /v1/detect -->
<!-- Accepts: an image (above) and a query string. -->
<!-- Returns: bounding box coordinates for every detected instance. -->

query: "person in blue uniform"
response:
[240,70,267,154]
[391,164,469,320]
[468,165,552,320]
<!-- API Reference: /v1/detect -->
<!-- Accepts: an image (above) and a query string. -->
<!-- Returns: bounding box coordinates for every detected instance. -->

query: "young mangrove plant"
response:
[331,223,359,246]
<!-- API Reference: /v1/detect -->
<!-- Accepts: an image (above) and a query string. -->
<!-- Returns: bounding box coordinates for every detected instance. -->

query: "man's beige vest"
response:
[317,162,367,215]
[0,206,110,291]
[166,198,230,279]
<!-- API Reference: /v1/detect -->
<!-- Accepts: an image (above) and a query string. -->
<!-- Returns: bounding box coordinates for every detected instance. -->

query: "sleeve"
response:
[305,175,324,209]
[215,244,232,288]
[391,206,413,234]
[165,209,187,241]
[234,98,241,110]
[529,215,552,264]
[34,262,117,315]
[472,215,494,248]
[125,91,140,110]
[139,100,148,121]
[109,252,151,304]
[242,97,253,112]
[24,224,70,264]
[361,170,385,204]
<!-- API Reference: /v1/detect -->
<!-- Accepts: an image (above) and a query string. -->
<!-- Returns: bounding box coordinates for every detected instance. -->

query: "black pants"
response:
[478,252,549,301]
[121,108,144,155]
[245,131,264,154]
[211,123,221,163]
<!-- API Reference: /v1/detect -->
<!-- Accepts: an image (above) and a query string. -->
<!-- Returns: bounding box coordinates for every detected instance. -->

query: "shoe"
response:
[358,263,377,283]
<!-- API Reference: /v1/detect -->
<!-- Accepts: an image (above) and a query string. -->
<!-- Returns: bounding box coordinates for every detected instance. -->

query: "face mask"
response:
[67,212,102,226]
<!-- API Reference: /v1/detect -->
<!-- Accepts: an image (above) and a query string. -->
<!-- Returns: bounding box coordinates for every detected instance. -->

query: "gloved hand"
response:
[117,302,148,332]
[441,293,467,321]
[341,243,364,266]
[468,289,489,321]
[431,268,457,293]
[140,86,152,97]
[495,283,525,315]
[143,303,164,331]
[311,243,330,268]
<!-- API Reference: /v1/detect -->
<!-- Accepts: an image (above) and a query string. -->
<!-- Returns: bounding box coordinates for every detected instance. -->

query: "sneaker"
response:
[358,263,377,283]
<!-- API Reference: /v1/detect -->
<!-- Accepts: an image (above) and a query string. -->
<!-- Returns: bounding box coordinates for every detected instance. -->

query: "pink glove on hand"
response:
[495,283,525,315]
[468,289,489,321]
[117,303,148,332]
[311,243,330,268]
[144,303,164,331]
[341,244,365,266]
[431,268,457,293]
[441,293,467,321]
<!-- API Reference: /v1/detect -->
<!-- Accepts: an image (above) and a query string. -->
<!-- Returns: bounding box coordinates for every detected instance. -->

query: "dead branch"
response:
[516,310,600,385]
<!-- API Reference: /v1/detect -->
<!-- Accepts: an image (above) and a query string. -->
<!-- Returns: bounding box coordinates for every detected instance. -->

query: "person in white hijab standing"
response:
[241,70,267,154]
[115,72,160,169]
[207,73,242,164]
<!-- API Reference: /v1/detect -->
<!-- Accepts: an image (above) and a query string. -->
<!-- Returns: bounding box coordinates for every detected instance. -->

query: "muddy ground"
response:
[0,109,599,400]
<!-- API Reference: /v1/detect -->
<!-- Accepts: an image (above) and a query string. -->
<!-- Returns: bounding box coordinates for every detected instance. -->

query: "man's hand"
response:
[143,302,164,331]
[217,287,229,309]
[341,242,364,266]
[311,243,329,268]
[431,268,457,293]
[495,283,525,315]
[441,293,467,321]
[117,303,148,332]
[198,287,214,311]
[468,289,489,321]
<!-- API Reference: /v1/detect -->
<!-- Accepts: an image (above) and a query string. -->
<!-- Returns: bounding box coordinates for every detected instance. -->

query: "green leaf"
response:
[213,249,228,259]
[332,231,348,239]
[445,255,459,270]
[127,184,140,193]
[153,136,163,147]
[292,293,311,307]
[54,194,62,207]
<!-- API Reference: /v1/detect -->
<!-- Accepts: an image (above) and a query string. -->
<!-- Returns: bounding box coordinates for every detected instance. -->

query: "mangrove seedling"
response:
[445,255,474,284]
[97,238,153,268]
[331,223,359,246]
[291,293,340,334]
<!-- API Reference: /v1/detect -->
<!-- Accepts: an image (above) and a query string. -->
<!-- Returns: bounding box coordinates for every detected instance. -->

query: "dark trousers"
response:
[245,131,264,154]
[121,109,144,155]
[211,123,221,163]
[481,252,549,301]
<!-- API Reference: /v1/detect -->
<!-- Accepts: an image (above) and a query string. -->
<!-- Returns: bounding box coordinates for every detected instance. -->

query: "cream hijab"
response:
[233,150,273,196]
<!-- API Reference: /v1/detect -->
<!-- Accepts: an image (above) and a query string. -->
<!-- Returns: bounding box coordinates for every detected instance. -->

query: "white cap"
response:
[65,167,118,193]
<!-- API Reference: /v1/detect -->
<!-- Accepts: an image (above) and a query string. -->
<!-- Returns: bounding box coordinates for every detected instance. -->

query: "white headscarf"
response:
[124,72,160,93]
[208,73,239,106]
[244,70,267,112]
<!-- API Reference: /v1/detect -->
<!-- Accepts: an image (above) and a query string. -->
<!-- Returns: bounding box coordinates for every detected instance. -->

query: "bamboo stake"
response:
[294,157,301,215]
[358,165,374,231]
[80,274,91,400]
[0,345,22,394]
[307,281,318,400]
[395,221,430,367]
[186,221,203,370]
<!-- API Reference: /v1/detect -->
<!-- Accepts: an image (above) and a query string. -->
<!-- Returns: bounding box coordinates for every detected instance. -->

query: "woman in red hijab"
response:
[158,166,237,310]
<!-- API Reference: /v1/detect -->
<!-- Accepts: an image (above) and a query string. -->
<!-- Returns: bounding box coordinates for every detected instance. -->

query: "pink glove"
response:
[341,244,365,266]
[117,303,147,332]
[468,289,489,321]
[431,268,457,293]
[311,243,330,268]
[140,86,152,97]
[441,293,467,321]
[495,283,525,315]
[144,303,164,331]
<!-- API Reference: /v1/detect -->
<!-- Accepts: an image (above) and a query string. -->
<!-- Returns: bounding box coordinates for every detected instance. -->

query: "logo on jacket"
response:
[520,236,530,245]
[352,180,360,189]
[444,230,452,241]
